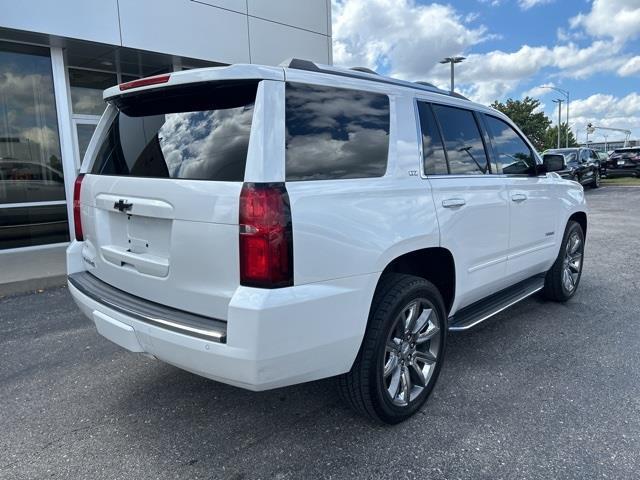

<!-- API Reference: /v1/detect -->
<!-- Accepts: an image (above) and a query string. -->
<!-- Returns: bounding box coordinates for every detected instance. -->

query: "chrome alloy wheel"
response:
[562,231,583,293]
[383,299,441,407]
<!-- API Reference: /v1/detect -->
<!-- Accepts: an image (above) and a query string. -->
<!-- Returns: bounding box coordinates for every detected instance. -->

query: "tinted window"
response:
[285,83,389,181]
[579,149,590,162]
[92,82,257,181]
[485,115,535,175]
[432,105,489,175]
[0,41,67,249]
[417,102,447,175]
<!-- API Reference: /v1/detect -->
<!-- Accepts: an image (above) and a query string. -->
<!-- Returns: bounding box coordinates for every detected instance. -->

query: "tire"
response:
[543,221,585,302]
[591,170,601,188]
[337,274,447,424]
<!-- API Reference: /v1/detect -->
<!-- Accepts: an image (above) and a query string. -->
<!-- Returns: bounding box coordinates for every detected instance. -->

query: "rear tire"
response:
[543,221,585,302]
[337,274,447,424]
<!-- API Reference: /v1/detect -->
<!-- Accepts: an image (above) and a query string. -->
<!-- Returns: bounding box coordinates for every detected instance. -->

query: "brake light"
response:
[73,174,85,241]
[119,74,171,91]
[239,183,293,288]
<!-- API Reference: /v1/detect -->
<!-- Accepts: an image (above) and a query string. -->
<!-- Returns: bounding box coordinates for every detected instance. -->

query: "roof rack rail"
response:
[450,91,470,100]
[415,81,437,88]
[282,58,471,101]
[350,66,378,75]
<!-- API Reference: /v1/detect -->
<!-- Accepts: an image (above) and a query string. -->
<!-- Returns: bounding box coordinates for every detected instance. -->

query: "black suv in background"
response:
[544,147,601,188]
[604,147,640,178]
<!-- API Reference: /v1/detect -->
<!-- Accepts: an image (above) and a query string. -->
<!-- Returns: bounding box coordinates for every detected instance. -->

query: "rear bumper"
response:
[68,271,378,391]
[603,167,640,177]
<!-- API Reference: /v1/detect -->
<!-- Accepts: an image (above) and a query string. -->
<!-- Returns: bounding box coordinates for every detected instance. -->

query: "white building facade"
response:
[0,0,332,255]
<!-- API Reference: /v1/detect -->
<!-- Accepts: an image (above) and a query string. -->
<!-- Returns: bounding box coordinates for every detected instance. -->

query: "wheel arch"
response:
[569,211,587,237]
[377,247,456,315]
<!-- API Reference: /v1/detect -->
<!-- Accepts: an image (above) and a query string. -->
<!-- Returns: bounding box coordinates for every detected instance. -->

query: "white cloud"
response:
[521,83,558,99]
[519,0,554,10]
[478,0,503,6]
[618,56,640,76]
[332,0,640,111]
[570,0,640,43]
[445,40,625,104]
[571,92,640,118]
[561,93,640,142]
[332,0,487,79]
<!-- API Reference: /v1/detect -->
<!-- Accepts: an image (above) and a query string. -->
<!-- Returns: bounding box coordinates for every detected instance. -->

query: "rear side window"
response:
[432,104,489,175]
[285,83,390,181]
[91,81,258,181]
[579,149,590,162]
[417,102,448,175]
[484,115,535,175]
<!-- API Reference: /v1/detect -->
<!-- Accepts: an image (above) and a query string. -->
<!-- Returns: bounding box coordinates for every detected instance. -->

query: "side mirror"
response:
[542,154,565,173]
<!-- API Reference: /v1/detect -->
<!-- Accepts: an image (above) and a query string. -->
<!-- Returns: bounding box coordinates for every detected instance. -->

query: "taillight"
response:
[73,174,85,241]
[119,74,171,91]
[239,183,293,288]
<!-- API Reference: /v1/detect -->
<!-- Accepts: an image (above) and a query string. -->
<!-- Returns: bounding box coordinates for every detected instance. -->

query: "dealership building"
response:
[0,0,332,286]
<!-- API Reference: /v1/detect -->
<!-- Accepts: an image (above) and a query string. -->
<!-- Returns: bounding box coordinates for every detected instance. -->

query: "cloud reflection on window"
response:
[285,83,390,181]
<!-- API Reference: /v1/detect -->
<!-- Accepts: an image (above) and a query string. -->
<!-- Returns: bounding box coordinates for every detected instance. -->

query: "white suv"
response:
[67,60,587,424]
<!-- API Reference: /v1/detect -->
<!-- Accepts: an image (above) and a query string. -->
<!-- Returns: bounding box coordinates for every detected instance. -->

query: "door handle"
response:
[511,193,527,203]
[442,198,466,208]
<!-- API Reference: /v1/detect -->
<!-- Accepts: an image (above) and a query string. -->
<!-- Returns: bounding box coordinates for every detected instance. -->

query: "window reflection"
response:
[432,104,489,175]
[285,83,390,181]
[417,102,448,175]
[92,83,256,182]
[485,115,534,175]
[76,123,97,163]
[0,42,67,249]
[69,68,116,116]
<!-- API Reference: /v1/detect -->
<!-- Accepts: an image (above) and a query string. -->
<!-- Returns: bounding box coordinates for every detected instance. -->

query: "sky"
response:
[331,0,640,143]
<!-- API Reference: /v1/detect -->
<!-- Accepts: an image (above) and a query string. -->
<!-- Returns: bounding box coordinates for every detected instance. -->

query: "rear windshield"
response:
[613,148,640,155]
[91,81,258,182]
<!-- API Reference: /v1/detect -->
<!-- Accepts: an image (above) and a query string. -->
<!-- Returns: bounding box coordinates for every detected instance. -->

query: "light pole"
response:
[540,86,570,147]
[440,56,465,93]
[552,99,564,149]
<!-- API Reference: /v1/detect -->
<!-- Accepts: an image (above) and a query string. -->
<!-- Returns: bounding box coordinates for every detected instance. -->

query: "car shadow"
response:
[108,292,570,477]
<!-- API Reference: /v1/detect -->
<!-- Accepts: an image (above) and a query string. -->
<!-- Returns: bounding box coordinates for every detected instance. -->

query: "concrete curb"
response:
[0,275,67,298]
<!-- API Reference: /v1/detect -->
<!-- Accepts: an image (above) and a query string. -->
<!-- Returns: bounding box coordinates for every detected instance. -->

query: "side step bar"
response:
[68,272,227,343]
[448,275,545,331]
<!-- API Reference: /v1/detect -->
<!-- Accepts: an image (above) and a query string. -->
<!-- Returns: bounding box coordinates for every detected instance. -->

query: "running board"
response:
[448,275,545,331]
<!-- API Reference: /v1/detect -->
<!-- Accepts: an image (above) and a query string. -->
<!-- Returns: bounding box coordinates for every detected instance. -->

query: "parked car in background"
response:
[604,147,640,178]
[67,61,588,424]
[596,151,609,175]
[0,158,69,248]
[544,148,601,188]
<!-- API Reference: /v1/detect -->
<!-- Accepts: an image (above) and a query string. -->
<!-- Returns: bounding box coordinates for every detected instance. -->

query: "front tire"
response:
[337,274,447,424]
[591,170,601,188]
[543,221,585,302]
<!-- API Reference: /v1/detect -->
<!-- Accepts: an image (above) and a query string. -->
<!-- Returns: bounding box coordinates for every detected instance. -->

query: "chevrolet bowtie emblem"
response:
[113,199,133,212]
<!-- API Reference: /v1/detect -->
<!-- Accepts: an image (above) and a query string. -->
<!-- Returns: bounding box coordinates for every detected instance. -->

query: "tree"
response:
[490,97,551,151]
[542,122,579,151]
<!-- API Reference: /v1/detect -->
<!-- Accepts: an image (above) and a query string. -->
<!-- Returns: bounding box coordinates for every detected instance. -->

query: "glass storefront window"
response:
[75,123,97,164]
[0,41,69,249]
[69,68,117,116]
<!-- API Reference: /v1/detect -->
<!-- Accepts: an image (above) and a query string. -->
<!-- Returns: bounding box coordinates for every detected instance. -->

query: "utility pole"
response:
[552,99,564,149]
[440,56,465,93]
[541,86,570,147]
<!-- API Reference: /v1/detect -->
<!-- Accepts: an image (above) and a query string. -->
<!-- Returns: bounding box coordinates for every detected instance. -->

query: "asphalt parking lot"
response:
[1,186,639,480]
